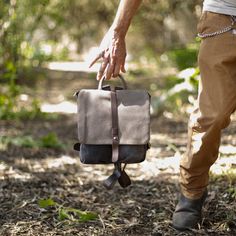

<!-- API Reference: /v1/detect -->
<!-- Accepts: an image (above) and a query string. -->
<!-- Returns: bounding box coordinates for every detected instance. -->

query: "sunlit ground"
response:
[45,62,100,73]
[41,101,77,113]
[1,132,235,183]
[1,90,235,235]
[3,60,235,191]
[34,60,236,184]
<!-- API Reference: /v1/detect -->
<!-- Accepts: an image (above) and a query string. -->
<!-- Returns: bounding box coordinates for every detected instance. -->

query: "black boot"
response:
[172,190,208,231]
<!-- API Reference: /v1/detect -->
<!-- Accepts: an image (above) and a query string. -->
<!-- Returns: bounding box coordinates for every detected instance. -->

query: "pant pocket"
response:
[197,11,233,36]
[197,12,207,33]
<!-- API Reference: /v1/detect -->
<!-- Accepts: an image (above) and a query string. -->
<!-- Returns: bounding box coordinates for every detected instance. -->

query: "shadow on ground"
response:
[0,114,235,235]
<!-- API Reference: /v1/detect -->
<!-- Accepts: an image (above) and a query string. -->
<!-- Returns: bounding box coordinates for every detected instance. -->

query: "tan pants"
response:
[180,12,236,199]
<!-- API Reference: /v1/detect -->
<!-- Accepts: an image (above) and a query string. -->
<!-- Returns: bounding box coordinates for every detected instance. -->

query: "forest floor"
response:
[0,71,236,235]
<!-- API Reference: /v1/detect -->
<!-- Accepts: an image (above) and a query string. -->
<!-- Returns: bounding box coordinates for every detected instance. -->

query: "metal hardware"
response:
[98,74,128,90]
[198,15,236,39]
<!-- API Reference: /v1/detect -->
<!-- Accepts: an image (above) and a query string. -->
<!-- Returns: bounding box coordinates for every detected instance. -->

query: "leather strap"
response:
[103,163,131,189]
[110,87,119,163]
[103,87,132,189]
[118,164,131,188]
[103,167,121,189]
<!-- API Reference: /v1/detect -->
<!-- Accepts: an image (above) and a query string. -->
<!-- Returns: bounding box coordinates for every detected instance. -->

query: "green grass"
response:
[38,198,98,223]
[0,132,64,150]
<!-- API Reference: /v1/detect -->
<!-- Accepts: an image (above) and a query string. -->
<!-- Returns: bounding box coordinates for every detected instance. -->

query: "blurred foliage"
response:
[0,62,56,120]
[39,132,64,149]
[154,42,200,115]
[1,135,39,149]
[0,0,71,70]
[129,0,202,60]
[0,86,56,120]
[162,43,199,70]
[0,0,203,118]
[152,67,200,115]
[0,132,63,149]
[0,0,202,68]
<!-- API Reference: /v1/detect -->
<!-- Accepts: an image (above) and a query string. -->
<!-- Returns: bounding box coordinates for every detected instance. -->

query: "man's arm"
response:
[90,0,142,80]
[112,0,142,37]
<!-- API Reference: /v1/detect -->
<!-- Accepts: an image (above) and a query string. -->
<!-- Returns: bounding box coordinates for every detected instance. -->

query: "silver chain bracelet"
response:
[198,15,236,39]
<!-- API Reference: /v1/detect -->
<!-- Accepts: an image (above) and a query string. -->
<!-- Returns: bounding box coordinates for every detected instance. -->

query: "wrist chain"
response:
[198,15,236,39]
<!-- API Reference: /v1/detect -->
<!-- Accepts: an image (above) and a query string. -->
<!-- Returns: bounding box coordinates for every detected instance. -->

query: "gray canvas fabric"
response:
[203,0,236,16]
[77,89,150,145]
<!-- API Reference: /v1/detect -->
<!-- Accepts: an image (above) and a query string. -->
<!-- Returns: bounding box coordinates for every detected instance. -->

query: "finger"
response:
[105,52,117,80]
[89,54,101,68]
[89,51,104,68]
[113,61,121,77]
[120,53,126,73]
[121,62,126,73]
[105,59,116,80]
[96,58,109,80]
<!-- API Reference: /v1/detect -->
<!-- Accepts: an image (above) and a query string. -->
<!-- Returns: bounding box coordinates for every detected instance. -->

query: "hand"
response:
[89,28,127,80]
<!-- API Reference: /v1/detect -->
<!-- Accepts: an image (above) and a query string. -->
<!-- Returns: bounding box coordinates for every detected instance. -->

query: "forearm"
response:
[90,0,141,78]
[112,0,142,38]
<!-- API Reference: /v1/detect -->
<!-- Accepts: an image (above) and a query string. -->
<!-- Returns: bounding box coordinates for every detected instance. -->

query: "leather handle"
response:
[98,74,128,90]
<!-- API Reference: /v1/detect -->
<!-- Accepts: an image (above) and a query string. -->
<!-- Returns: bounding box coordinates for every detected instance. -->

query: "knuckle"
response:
[103,59,109,64]
[112,54,117,60]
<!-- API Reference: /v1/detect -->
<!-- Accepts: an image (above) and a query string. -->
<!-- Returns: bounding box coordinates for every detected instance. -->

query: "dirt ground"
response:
[0,113,235,236]
[0,71,236,235]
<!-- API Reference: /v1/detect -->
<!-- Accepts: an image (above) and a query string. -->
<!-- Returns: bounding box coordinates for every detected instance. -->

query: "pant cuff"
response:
[181,187,207,200]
